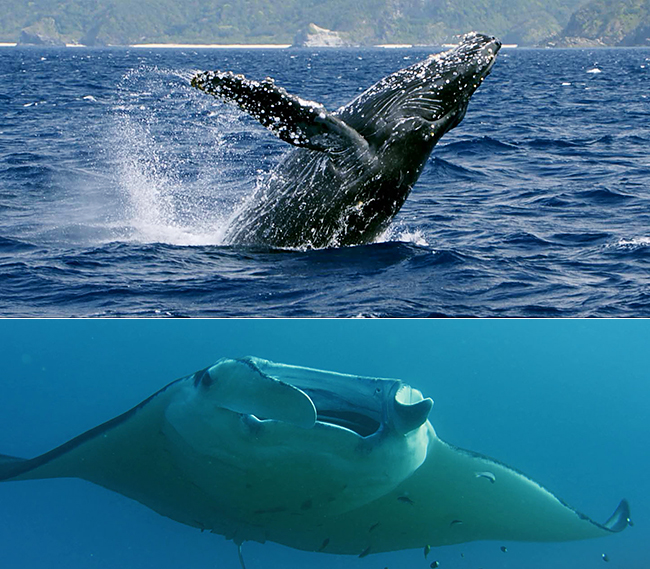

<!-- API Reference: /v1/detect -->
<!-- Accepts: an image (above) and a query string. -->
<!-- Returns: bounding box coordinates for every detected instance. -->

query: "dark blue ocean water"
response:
[1,46,649,316]
[0,320,647,568]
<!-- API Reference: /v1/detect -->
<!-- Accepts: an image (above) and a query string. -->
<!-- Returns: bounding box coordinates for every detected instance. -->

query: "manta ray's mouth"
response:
[211,357,432,438]
[305,382,432,438]
[316,409,381,437]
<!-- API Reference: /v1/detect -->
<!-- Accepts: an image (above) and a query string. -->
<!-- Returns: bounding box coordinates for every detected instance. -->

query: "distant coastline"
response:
[1,42,521,49]
[4,41,646,50]
[129,43,291,49]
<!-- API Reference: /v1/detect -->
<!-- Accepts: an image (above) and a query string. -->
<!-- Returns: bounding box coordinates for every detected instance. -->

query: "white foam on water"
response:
[610,237,650,250]
[376,224,430,247]
[586,68,602,74]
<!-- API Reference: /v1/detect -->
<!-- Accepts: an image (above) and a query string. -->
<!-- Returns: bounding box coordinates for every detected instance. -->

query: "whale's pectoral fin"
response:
[191,71,370,155]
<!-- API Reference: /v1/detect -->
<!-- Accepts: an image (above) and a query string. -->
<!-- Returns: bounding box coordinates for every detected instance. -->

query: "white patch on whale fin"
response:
[191,70,370,156]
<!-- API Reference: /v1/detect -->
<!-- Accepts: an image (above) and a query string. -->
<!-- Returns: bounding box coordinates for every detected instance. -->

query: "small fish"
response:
[602,553,610,562]
[424,544,431,558]
[475,471,496,483]
[500,545,507,553]
[397,495,415,505]
[358,545,371,558]
[430,562,440,568]
[450,519,463,527]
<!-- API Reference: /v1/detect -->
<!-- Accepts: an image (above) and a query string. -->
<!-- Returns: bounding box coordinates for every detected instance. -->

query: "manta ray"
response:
[191,33,500,249]
[0,357,631,564]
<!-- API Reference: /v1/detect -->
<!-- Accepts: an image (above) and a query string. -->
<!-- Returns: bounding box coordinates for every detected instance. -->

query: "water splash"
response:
[109,65,259,246]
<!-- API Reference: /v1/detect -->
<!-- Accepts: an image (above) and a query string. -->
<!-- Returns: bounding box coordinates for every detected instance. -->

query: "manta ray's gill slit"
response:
[109,65,258,246]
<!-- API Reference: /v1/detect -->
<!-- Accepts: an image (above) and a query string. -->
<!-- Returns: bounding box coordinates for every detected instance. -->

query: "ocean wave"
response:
[576,187,634,202]
[439,135,517,156]
[428,157,487,181]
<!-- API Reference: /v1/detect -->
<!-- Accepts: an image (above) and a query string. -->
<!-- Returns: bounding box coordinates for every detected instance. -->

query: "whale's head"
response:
[340,32,501,150]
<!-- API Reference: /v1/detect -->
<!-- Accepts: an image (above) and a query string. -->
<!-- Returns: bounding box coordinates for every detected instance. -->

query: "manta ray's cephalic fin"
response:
[191,71,370,156]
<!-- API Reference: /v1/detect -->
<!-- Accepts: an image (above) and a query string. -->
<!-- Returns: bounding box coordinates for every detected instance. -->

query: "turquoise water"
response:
[0,320,646,568]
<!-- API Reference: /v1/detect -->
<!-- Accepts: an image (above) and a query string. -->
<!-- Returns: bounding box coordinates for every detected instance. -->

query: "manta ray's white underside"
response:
[0,357,631,558]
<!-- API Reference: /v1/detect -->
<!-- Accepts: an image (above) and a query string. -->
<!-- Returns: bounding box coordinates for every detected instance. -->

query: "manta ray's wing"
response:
[191,71,370,156]
[287,435,631,555]
[0,377,215,528]
[0,361,317,533]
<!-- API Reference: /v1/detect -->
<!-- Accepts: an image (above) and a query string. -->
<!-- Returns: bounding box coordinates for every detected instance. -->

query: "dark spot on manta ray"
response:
[318,538,330,552]
[397,495,415,505]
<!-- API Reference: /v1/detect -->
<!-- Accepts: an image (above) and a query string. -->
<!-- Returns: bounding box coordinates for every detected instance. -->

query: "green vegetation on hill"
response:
[7,0,640,47]
[554,0,650,45]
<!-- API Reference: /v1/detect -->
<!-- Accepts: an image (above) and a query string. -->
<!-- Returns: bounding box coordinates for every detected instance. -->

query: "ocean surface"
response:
[1,45,649,316]
[0,320,646,569]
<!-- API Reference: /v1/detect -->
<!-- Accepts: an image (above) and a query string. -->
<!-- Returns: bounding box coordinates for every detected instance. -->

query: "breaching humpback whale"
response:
[0,357,631,561]
[191,32,501,248]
